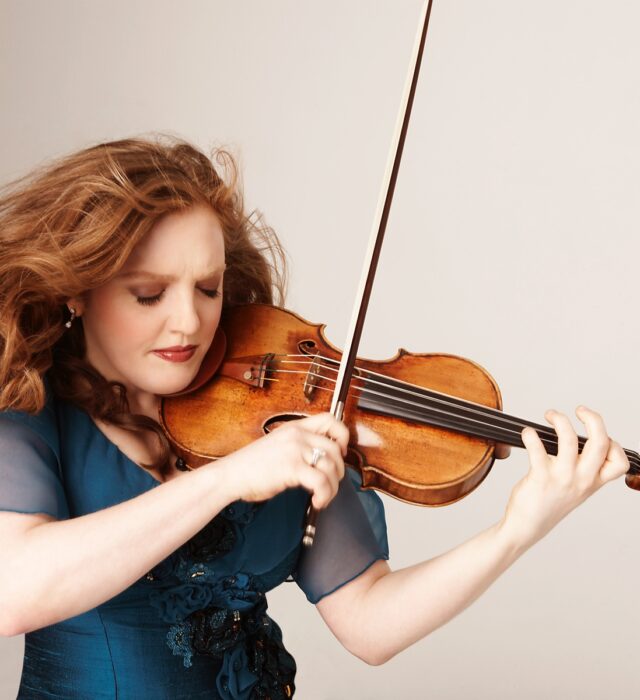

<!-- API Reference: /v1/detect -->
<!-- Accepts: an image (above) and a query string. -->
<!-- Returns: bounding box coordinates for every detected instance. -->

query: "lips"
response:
[152,345,198,363]
[154,345,197,352]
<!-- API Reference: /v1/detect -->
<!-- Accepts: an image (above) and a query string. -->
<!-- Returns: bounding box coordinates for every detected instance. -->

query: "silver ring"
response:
[310,447,326,467]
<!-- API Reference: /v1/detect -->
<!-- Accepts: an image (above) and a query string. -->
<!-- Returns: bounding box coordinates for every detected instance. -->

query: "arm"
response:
[0,411,349,637]
[316,407,629,665]
[0,462,232,636]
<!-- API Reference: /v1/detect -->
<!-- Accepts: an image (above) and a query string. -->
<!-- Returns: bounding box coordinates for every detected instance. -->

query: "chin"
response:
[151,375,196,396]
[132,365,199,397]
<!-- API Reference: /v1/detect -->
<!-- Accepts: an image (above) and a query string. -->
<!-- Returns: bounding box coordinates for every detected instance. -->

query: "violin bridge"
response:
[303,355,323,400]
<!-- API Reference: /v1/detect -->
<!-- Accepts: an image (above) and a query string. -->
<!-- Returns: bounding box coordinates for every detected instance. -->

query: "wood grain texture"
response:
[160,304,504,506]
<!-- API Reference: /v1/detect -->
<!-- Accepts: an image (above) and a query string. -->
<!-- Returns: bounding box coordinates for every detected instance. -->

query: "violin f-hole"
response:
[263,413,309,434]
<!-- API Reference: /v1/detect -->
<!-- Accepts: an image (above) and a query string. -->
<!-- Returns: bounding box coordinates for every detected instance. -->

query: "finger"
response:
[575,406,611,477]
[304,445,340,497]
[521,426,548,474]
[598,440,630,484]
[309,453,340,500]
[305,438,344,492]
[299,412,350,456]
[297,464,335,509]
[311,434,346,480]
[546,410,578,472]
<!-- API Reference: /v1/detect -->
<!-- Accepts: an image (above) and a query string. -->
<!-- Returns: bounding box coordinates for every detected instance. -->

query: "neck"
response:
[355,371,640,474]
[127,394,160,419]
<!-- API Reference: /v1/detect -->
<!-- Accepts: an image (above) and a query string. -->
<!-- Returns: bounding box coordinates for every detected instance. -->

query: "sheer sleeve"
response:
[294,468,389,604]
[0,378,69,519]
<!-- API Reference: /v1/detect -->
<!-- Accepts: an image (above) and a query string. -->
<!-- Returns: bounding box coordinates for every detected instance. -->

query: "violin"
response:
[160,0,640,539]
[158,303,640,505]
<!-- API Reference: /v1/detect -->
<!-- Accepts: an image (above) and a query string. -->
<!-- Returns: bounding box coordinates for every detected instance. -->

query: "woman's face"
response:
[76,204,225,407]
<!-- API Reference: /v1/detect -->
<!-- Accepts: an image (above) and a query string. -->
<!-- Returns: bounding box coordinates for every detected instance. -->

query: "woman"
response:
[0,135,628,699]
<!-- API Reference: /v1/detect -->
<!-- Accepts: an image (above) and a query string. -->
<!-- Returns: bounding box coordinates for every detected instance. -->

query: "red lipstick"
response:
[152,345,197,363]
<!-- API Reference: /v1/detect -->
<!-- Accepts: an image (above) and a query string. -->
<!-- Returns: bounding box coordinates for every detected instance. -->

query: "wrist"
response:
[492,517,535,563]
[199,457,240,508]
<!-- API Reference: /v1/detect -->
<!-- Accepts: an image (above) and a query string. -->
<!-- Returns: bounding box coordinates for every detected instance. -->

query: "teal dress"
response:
[0,380,388,699]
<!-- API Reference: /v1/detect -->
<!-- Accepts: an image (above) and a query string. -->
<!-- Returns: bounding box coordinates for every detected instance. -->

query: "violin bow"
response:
[303,0,436,547]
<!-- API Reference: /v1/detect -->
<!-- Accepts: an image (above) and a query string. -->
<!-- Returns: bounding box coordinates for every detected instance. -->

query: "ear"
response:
[65,297,85,317]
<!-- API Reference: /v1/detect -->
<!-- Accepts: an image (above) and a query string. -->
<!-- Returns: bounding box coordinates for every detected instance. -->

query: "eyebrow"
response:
[118,265,226,282]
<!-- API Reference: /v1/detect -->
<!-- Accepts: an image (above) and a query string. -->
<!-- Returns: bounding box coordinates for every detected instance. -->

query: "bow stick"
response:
[303,0,436,547]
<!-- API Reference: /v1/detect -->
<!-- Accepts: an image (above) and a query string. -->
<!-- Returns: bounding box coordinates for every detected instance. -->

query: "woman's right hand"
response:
[213,412,349,509]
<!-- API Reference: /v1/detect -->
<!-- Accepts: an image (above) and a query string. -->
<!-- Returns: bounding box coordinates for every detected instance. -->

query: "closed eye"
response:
[136,291,164,306]
[135,288,221,306]
[200,288,221,299]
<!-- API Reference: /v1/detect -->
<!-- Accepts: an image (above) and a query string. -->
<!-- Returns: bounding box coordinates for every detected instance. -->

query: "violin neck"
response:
[356,374,640,475]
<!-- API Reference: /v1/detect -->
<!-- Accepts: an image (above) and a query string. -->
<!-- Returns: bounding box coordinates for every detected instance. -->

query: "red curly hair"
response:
[0,134,287,476]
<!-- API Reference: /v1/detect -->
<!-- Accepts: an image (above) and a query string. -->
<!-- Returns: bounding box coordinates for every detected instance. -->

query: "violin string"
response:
[311,370,640,474]
[276,355,640,474]
[278,355,564,432]
[309,380,543,445]
[292,369,640,473]
[269,364,565,450]
[275,368,568,452]
[264,356,640,473]
[272,355,569,444]
[273,354,612,446]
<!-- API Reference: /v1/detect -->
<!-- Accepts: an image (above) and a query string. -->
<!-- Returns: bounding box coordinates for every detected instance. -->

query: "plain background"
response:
[1,1,638,697]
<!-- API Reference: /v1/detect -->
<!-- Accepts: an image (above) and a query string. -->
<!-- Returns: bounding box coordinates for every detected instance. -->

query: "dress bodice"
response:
[0,379,389,699]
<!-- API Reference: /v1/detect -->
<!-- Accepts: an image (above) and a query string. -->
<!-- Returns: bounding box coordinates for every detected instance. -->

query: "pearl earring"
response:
[65,307,76,328]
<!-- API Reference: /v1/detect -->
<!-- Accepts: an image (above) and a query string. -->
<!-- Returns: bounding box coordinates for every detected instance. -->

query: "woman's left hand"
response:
[500,406,629,549]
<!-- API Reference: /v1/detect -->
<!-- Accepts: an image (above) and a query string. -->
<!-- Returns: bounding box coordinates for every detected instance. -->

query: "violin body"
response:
[159,304,505,506]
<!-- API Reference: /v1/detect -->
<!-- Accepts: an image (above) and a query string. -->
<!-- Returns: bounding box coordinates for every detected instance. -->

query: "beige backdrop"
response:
[1,1,638,698]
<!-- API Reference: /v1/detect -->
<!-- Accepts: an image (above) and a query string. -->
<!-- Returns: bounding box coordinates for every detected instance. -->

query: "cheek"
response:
[85,290,154,351]
[111,311,154,348]
[207,300,223,327]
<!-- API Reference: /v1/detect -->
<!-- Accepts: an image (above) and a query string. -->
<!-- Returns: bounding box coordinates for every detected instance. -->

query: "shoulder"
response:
[1,374,61,465]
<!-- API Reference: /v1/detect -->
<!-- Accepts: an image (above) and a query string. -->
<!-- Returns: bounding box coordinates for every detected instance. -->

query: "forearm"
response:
[2,462,233,635]
[352,519,528,665]
[320,409,627,665]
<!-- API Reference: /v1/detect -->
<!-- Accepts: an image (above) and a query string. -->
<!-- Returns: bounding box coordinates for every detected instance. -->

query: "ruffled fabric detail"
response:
[187,515,237,560]
[215,598,295,700]
[150,573,260,625]
[146,501,296,698]
[145,501,260,584]
[160,587,295,698]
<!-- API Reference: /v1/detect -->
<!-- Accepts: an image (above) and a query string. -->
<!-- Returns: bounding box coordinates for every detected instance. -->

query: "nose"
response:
[167,288,201,338]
